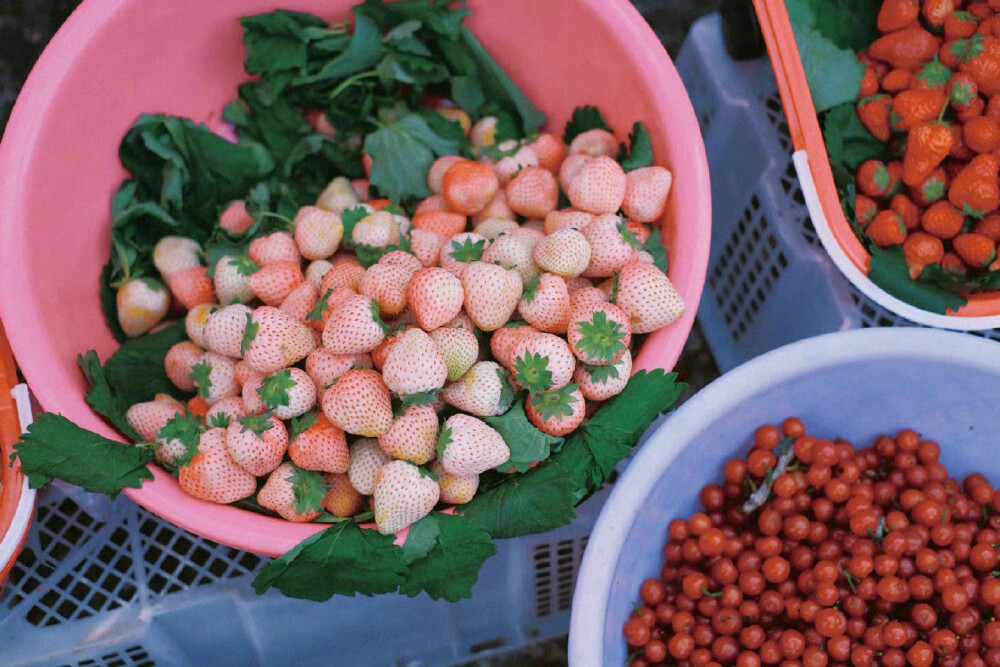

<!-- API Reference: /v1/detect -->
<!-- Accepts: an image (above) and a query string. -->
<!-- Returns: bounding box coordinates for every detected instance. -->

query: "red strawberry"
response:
[189,352,240,405]
[860,64,881,98]
[441,361,515,418]
[482,234,540,284]
[869,26,942,70]
[954,232,997,267]
[955,34,1000,96]
[348,438,392,495]
[379,406,439,464]
[913,56,953,90]
[429,461,479,505]
[219,200,255,235]
[923,0,955,27]
[294,206,343,260]
[247,261,304,307]
[867,210,908,247]
[153,236,202,279]
[877,0,920,33]
[226,412,288,476]
[186,397,211,422]
[947,72,979,112]
[892,89,947,132]
[241,306,316,374]
[511,332,576,394]
[616,262,686,333]
[903,122,953,186]
[185,303,214,349]
[204,304,253,358]
[945,11,979,41]
[881,69,913,94]
[321,369,394,437]
[116,278,170,338]
[490,323,541,369]
[575,350,633,401]
[258,462,329,523]
[890,194,922,231]
[858,95,892,144]
[948,153,1000,213]
[205,396,248,429]
[429,326,479,382]
[323,473,365,517]
[322,294,389,355]
[214,255,259,305]
[320,258,366,293]
[407,267,465,332]
[461,262,524,331]
[126,399,183,443]
[518,273,571,334]
[567,302,632,365]
[165,341,205,392]
[525,384,586,437]
[908,166,948,207]
[567,156,627,214]
[249,231,300,266]
[178,428,256,504]
[373,461,440,535]
[581,214,644,278]
[533,229,593,278]
[437,414,510,476]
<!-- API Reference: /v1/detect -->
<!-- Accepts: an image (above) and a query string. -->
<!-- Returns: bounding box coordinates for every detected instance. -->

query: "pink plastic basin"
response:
[0,0,711,557]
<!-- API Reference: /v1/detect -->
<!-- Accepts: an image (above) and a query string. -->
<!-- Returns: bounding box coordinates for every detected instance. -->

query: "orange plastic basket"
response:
[753,0,1000,329]
[0,318,35,583]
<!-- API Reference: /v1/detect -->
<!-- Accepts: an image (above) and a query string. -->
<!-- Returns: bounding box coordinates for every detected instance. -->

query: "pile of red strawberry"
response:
[114,112,683,536]
[854,0,1000,281]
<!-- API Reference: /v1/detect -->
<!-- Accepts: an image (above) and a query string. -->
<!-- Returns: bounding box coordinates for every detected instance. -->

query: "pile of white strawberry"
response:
[117,117,684,536]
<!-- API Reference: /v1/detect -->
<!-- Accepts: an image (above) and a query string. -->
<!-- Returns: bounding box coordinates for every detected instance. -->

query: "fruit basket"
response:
[0,319,35,585]
[752,0,1000,330]
[568,326,1000,665]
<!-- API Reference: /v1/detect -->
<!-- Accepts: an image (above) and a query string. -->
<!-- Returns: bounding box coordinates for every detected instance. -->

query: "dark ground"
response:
[0,1,726,665]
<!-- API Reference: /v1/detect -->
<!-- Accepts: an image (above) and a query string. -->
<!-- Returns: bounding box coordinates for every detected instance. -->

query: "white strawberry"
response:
[615,261,685,333]
[481,233,540,284]
[510,332,576,395]
[204,304,253,359]
[305,259,334,291]
[189,352,240,405]
[153,236,202,279]
[441,361,515,417]
[461,262,523,331]
[322,294,389,355]
[575,350,632,401]
[373,460,440,535]
[185,303,215,349]
[381,328,449,396]
[348,438,392,495]
[242,306,317,374]
[429,461,479,505]
[213,255,258,305]
[518,273,571,334]
[437,414,510,476]
[428,326,479,382]
[205,396,249,429]
[305,348,372,392]
[126,400,183,443]
[378,406,439,465]
[257,462,329,522]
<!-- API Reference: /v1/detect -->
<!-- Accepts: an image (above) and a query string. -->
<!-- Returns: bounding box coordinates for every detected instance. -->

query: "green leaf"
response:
[460,461,578,539]
[436,424,453,460]
[259,369,298,409]
[240,11,332,76]
[564,105,611,143]
[488,398,563,474]
[786,0,880,52]
[645,228,670,275]
[496,367,515,415]
[398,512,497,601]
[823,102,889,172]
[306,290,333,323]
[451,75,485,114]
[867,244,968,315]
[341,206,370,243]
[789,23,865,113]
[12,413,155,499]
[306,12,383,82]
[252,521,407,600]
[364,112,461,202]
[618,122,654,172]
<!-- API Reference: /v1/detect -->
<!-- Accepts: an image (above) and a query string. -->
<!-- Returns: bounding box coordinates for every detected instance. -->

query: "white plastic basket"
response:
[677,14,1000,372]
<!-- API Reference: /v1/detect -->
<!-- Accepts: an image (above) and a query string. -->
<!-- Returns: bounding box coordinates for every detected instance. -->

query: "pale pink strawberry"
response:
[471,189,516,225]
[258,462,327,522]
[379,406,439,464]
[379,250,422,275]
[360,263,412,316]
[126,400,183,442]
[242,373,267,415]
[565,276,593,292]
[518,273,571,334]
[558,153,590,192]
[441,361,514,417]
[438,414,510,476]
[189,352,240,405]
[529,133,567,173]
[520,218,546,236]
[373,460,440,535]
[306,348,372,391]
[532,229,592,278]
[481,234,540,284]
[178,427,256,504]
[569,285,608,313]
[371,325,413,372]
[154,393,187,412]
[445,311,476,332]
[226,412,288,476]
[569,128,618,157]
[323,473,365,517]
[575,350,632,401]
[352,179,369,201]
[493,144,540,186]
[386,307,418,331]
[544,209,595,235]
[294,206,343,260]
[304,286,354,333]
[428,155,465,193]
[510,332,575,394]
[580,214,643,278]
[462,262,523,331]
[167,267,216,311]
[470,116,498,147]
[382,328,449,395]
[622,166,673,223]
[352,211,400,249]
[473,217,519,239]
[348,438,392,495]
[407,267,464,331]
[322,294,389,354]
[410,228,448,267]
[316,176,359,214]
[214,255,259,305]
[204,304,253,358]
[165,341,204,392]
[429,326,479,381]
[116,278,170,338]
[415,194,450,215]
[153,236,202,279]
[258,368,316,420]
[321,369,393,437]
[616,261,685,333]
[489,323,540,369]
[305,259,334,291]
[242,306,317,373]
[185,303,214,348]
[567,156,627,214]
[247,261,304,306]
[428,461,479,504]
[390,211,411,236]
[566,301,632,365]
[279,281,320,323]
[288,411,350,473]
[249,231,300,266]
[219,200,256,235]
[205,396,249,429]
[320,258,366,293]
[525,384,586,437]
[506,166,558,218]
[627,250,655,265]
[233,360,259,388]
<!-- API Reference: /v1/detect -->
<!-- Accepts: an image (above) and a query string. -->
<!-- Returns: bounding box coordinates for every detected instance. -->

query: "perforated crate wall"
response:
[677,14,1000,372]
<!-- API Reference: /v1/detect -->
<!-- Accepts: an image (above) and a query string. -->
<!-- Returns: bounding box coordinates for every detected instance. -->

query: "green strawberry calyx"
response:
[259,369,298,409]
[189,361,213,399]
[208,413,232,429]
[951,34,986,64]
[449,237,486,263]
[289,410,320,440]
[287,466,332,516]
[401,390,440,409]
[229,255,260,277]
[513,351,554,396]
[241,312,259,356]
[616,221,644,251]
[574,310,627,364]
[436,425,453,460]
[584,362,621,386]
[157,413,205,469]
[306,290,333,323]
[239,411,275,438]
[520,276,541,303]
[530,384,581,422]
[371,300,391,335]
[496,367,516,415]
